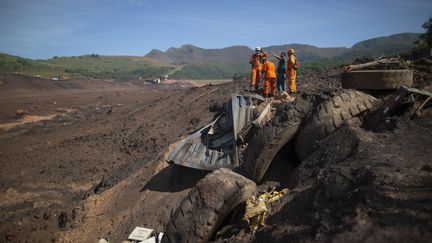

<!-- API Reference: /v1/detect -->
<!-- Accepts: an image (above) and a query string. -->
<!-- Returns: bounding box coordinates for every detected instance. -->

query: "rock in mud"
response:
[58,211,68,229]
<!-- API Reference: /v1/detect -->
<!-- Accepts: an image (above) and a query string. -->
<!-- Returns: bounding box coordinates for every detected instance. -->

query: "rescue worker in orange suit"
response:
[249,47,267,92]
[286,48,299,93]
[261,57,277,98]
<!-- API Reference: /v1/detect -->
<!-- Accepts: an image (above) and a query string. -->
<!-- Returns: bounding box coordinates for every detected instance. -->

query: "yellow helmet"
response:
[288,48,294,54]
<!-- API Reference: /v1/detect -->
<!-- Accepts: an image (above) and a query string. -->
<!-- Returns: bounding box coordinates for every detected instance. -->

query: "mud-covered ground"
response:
[0,59,431,243]
[0,73,243,242]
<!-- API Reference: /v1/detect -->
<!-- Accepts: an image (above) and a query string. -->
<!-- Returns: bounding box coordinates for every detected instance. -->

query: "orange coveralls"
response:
[249,52,267,88]
[286,54,298,93]
[262,60,277,96]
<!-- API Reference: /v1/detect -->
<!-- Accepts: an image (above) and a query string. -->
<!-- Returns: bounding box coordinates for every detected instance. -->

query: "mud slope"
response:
[0,73,245,242]
[223,93,432,242]
[251,114,432,242]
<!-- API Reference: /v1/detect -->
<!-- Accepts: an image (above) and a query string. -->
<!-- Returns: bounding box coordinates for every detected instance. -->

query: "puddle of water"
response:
[0,108,77,131]
[0,114,57,130]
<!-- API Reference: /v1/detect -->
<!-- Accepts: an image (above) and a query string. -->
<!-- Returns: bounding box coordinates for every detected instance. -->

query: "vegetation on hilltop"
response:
[407,17,432,58]
[146,45,252,64]
[0,53,174,80]
[170,62,249,79]
[421,17,432,48]
[341,33,421,59]
[46,55,173,80]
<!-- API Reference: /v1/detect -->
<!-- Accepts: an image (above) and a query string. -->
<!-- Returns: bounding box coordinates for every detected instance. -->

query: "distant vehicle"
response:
[144,77,162,84]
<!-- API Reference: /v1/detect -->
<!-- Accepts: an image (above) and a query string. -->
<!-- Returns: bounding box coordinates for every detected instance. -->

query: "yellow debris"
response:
[16,109,27,115]
[243,188,289,229]
[259,188,289,203]
[244,196,267,229]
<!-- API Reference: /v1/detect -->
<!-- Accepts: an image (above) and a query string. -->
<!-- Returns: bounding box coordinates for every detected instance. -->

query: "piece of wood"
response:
[411,96,432,119]
[189,87,220,104]
[195,87,219,100]
[347,58,401,71]
[272,53,281,60]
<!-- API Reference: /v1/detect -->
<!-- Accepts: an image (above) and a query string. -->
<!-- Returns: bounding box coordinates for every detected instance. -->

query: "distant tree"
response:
[53,56,58,59]
[420,17,432,48]
[16,58,28,66]
[411,17,432,57]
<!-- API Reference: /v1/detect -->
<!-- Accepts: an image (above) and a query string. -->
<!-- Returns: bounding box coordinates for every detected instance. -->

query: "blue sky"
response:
[0,0,431,59]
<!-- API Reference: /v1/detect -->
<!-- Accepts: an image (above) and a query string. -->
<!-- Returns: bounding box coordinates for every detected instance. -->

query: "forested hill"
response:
[145,33,420,64]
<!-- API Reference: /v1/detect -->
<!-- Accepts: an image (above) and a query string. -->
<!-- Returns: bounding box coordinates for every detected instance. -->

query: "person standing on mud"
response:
[272,52,287,92]
[249,47,267,92]
[286,48,299,93]
[261,57,277,98]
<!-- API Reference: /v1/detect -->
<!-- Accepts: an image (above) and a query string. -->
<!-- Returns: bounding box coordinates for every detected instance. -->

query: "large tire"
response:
[237,101,306,183]
[295,90,376,161]
[162,168,256,243]
[239,121,301,183]
[342,70,413,90]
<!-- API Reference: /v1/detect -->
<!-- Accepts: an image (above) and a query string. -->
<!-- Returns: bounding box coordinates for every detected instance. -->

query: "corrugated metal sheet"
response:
[229,93,265,165]
[167,93,265,171]
[230,93,265,140]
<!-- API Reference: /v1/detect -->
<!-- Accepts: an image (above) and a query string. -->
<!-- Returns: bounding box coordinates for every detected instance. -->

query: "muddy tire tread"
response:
[295,90,376,161]
[162,168,256,243]
[239,120,301,183]
[234,103,306,183]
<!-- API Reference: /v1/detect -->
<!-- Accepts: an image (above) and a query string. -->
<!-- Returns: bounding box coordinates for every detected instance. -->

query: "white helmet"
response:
[255,47,261,52]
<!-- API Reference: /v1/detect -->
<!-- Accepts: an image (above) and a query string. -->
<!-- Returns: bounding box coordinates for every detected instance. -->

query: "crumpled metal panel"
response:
[167,93,265,171]
[230,93,265,140]
[228,93,265,165]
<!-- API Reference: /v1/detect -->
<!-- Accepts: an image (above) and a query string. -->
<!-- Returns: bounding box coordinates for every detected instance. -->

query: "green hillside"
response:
[0,53,64,77]
[170,62,249,79]
[146,45,252,64]
[263,44,348,62]
[341,33,420,59]
[0,53,174,80]
[146,33,420,65]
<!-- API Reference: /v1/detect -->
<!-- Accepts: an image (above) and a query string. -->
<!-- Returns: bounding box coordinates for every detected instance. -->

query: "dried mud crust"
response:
[251,116,432,243]
[0,79,246,243]
[162,168,256,243]
[295,90,377,161]
[342,70,413,90]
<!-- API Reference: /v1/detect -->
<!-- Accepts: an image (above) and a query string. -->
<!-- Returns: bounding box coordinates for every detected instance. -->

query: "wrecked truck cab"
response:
[167,93,269,171]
